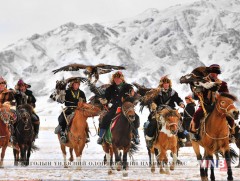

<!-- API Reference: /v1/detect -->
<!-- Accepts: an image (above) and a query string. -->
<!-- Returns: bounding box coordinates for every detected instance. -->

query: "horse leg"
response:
[225,150,233,181]
[26,146,31,166]
[60,144,68,168]
[19,145,25,166]
[207,155,215,181]
[122,150,128,177]
[106,153,113,175]
[192,141,206,180]
[170,152,177,171]
[0,146,7,168]
[69,148,74,162]
[150,148,155,173]
[13,148,19,166]
[113,147,121,171]
[73,146,82,170]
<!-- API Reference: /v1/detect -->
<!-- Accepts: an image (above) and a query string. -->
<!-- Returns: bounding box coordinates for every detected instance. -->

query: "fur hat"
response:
[208,64,221,74]
[159,76,172,88]
[68,78,81,88]
[17,79,31,88]
[0,76,6,84]
[111,71,125,84]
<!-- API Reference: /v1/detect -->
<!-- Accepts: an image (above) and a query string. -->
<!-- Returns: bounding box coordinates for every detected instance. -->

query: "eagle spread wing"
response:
[95,64,126,70]
[65,76,88,83]
[132,82,151,96]
[52,64,87,74]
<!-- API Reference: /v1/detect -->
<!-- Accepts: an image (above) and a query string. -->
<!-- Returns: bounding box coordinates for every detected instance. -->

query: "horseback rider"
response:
[54,78,87,143]
[97,71,140,145]
[13,79,40,140]
[190,64,232,140]
[182,95,196,141]
[0,76,18,145]
[145,76,185,148]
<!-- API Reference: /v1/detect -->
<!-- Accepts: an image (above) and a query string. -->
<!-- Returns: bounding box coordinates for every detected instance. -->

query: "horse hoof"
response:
[151,167,155,173]
[64,165,68,168]
[160,169,165,174]
[201,177,208,181]
[170,165,174,170]
[69,157,74,162]
[122,171,128,177]
[108,170,113,175]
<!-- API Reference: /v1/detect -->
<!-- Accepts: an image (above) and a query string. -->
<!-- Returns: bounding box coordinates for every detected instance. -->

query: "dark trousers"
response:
[183,118,191,131]
[192,107,204,129]
[58,109,74,131]
[100,108,117,129]
[146,119,157,137]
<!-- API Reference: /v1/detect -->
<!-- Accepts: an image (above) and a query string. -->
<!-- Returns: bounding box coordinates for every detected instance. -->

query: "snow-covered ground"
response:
[1,124,240,180]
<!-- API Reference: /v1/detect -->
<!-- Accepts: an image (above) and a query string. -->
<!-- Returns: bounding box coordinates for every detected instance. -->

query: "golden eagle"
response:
[52,63,126,83]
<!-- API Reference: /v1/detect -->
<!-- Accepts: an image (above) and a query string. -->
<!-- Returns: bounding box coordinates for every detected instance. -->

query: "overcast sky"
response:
[0,0,197,50]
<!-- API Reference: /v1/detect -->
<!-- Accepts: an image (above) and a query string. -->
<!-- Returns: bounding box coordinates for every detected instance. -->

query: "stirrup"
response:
[133,137,140,145]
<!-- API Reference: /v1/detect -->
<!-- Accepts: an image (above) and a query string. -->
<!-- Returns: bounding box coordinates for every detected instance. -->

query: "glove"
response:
[99,98,107,105]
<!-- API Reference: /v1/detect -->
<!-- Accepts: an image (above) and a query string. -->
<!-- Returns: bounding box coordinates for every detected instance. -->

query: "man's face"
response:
[72,82,80,90]
[19,85,27,92]
[114,77,123,85]
[163,82,170,90]
[209,73,218,80]
[0,82,6,91]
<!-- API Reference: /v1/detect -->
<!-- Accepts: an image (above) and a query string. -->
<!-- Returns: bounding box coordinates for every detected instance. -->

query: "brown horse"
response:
[0,104,12,168]
[191,93,239,181]
[58,102,101,169]
[150,108,181,174]
[110,101,138,177]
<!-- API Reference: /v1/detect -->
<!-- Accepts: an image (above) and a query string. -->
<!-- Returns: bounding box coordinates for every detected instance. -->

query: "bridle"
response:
[0,107,11,124]
[122,104,135,122]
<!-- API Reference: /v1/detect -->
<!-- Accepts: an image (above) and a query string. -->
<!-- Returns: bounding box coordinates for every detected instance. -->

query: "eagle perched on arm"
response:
[52,63,126,84]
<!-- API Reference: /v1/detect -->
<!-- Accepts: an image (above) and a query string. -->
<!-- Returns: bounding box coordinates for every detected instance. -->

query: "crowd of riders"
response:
[1,63,240,149]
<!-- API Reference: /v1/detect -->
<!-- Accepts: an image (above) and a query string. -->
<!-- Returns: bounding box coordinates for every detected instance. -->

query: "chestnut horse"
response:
[0,104,12,168]
[109,101,138,177]
[150,108,181,174]
[191,93,239,181]
[58,102,101,169]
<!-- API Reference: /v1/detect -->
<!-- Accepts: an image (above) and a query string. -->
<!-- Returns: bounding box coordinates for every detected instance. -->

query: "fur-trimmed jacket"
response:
[0,88,15,106]
[15,89,36,108]
[153,88,184,109]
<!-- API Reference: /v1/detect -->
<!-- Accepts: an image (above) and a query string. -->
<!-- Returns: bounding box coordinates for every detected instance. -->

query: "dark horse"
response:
[0,103,12,168]
[191,93,239,181]
[13,104,38,166]
[109,101,138,177]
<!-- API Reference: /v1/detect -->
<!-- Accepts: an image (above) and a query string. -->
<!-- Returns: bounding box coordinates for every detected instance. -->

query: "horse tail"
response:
[129,142,138,157]
[217,146,238,164]
[31,144,40,152]
[229,146,238,164]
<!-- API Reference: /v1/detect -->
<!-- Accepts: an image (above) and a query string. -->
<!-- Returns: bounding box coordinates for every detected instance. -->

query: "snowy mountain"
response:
[1,0,240,114]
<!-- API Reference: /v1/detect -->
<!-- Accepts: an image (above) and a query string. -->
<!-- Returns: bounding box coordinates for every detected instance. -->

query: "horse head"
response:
[122,101,135,122]
[77,102,101,117]
[156,108,181,135]
[0,103,12,124]
[215,93,239,120]
[17,104,33,126]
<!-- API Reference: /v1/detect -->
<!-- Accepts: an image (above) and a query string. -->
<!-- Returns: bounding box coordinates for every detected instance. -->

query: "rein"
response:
[203,102,231,140]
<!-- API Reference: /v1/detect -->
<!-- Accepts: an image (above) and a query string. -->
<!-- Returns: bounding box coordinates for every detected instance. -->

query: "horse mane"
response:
[160,109,180,119]
[18,104,34,114]
[219,92,238,101]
